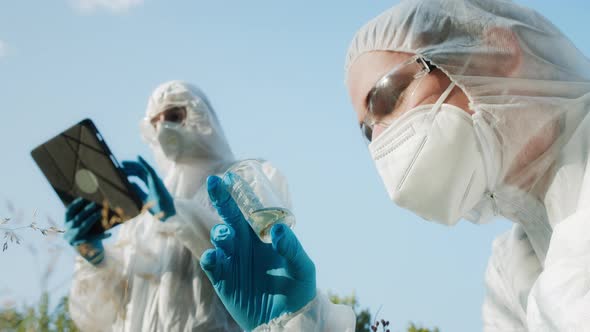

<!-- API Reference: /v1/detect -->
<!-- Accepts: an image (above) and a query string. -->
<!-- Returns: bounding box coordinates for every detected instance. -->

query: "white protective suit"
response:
[266,0,590,331]
[68,81,292,331]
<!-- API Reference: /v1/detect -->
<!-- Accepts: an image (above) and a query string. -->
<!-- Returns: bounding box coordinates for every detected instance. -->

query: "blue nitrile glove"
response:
[121,156,176,221]
[200,175,316,331]
[64,197,111,265]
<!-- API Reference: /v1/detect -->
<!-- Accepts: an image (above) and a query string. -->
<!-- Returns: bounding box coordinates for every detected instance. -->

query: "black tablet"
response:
[31,119,143,235]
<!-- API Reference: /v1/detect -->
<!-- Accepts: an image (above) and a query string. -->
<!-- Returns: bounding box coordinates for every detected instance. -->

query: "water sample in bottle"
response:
[248,207,294,243]
[224,160,295,243]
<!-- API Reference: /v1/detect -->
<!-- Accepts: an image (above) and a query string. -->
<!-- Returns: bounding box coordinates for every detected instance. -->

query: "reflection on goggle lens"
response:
[361,56,433,144]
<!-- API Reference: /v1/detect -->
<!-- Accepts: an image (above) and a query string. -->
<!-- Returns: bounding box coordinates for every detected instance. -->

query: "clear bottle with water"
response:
[224,161,295,243]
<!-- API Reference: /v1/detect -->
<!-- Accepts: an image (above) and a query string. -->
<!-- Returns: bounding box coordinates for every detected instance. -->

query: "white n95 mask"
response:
[368,83,487,225]
[157,122,183,162]
[156,121,218,163]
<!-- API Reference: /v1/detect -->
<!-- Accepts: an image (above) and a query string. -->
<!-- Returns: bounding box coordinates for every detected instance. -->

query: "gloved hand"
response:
[64,197,111,265]
[200,175,316,331]
[121,156,176,221]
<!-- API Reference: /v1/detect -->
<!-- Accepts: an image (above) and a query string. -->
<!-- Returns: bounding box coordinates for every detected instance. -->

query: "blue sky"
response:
[0,0,588,330]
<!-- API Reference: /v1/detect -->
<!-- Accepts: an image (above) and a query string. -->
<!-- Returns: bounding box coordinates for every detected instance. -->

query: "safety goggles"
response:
[149,106,187,127]
[360,55,433,144]
[140,105,188,143]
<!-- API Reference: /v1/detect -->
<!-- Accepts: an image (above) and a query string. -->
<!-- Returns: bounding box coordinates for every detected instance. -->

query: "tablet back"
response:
[31,119,142,235]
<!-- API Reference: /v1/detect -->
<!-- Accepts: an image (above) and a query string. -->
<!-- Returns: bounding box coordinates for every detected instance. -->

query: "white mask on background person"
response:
[368,83,488,225]
[156,122,183,162]
[155,119,223,164]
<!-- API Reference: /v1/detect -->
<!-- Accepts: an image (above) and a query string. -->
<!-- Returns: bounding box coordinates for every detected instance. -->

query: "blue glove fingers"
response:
[129,182,148,204]
[76,210,104,237]
[121,161,149,183]
[65,201,98,231]
[271,224,315,281]
[210,224,236,257]
[65,197,88,220]
[70,201,100,227]
[136,156,176,220]
[200,248,227,286]
[64,210,102,244]
[137,157,158,191]
[137,156,162,190]
[207,176,249,236]
[137,156,157,177]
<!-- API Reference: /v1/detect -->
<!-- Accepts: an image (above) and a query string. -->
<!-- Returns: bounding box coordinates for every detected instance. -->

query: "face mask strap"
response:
[432,82,456,114]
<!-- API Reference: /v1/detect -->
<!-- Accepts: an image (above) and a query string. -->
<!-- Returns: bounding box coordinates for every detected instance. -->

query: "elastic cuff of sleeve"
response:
[252,294,319,332]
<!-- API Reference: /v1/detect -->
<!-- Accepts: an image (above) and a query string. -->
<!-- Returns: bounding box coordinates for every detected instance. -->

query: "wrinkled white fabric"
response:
[488,114,590,332]
[339,0,590,331]
[252,292,355,332]
[69,81,292,331]
[482,225,541,332]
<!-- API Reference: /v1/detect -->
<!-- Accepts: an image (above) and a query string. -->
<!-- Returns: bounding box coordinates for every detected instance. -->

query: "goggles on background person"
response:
[140,106,188,144]
[360,55,435,144]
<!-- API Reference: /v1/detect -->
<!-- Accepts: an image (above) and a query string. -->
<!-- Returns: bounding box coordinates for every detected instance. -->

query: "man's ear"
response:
[483,26,523,77]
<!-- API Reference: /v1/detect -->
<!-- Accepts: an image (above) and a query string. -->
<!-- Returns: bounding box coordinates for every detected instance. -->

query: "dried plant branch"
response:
[1,204,65,252]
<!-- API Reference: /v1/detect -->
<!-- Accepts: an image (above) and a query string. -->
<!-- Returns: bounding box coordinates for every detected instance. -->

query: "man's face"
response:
[346,51,472,142]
